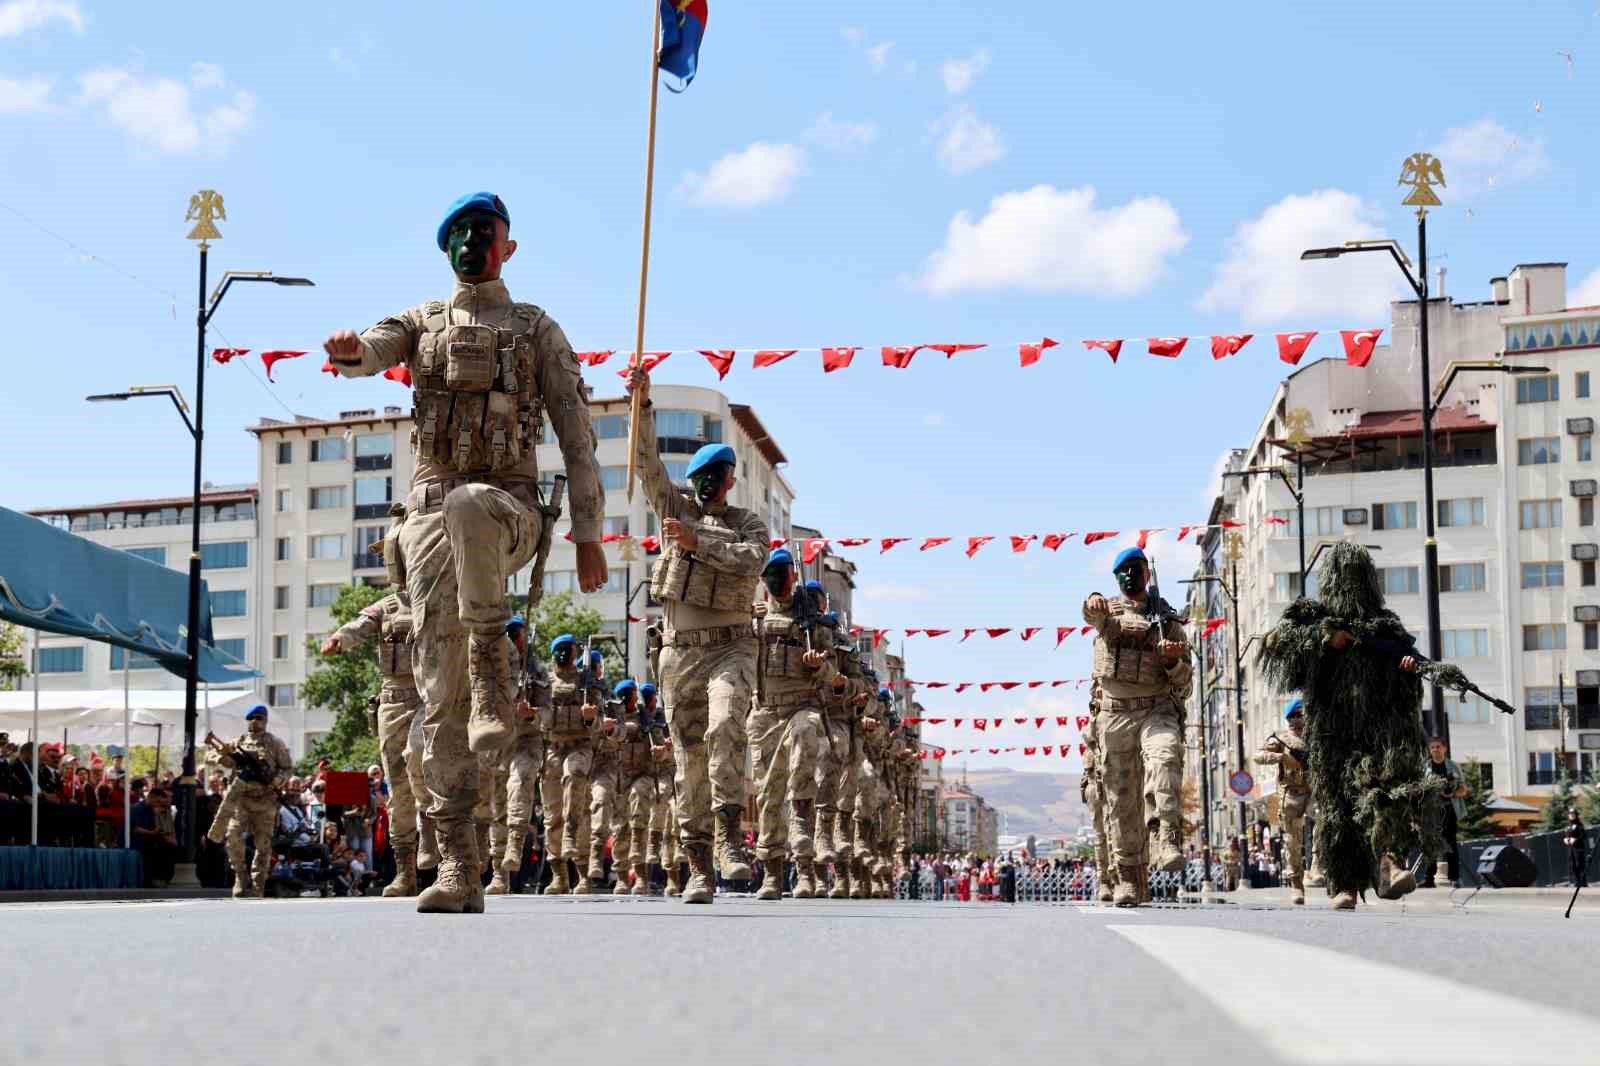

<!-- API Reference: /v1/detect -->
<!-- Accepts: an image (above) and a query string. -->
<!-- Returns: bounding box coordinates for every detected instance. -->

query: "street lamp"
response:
[1180,579,1219,898]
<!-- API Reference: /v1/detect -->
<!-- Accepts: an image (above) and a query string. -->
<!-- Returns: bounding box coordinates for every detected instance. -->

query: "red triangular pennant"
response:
[880,537,909,554]
[1055,626,1073,648]
[260,350,308,381]
[1019,337,1059,368]
[802,537,828,564]
[1210,334,1252,360]
[1041,533,1073,551]
[616,351,671,378]
[1147,336,1187,358]
[926,343,986,359]
[1010,535,1037,553]
[578,350,615,367]
[699,349,736,380]
[985,628,1010,639]
[1076,716,1090,730]
[837,537,870,547]
[965,535,994,558]
[752,348,798,369]
[881,345,923,369]
[1136,528,1164,550]
[211,347,249,365]
[1023,747,1037,756]
[1082,531,1119,545]
[1083,339,1123,363]
[920,537,951,551]
[383,364,413,387]
[821,346,859,373]
[1019,628,1040,642]
[1275,331,1317,365]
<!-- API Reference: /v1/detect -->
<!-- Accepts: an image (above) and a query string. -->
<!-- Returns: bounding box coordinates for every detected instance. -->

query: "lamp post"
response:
[1180,580,1217,896]
[1188,537,1262,845]
[1223,425,1311,586]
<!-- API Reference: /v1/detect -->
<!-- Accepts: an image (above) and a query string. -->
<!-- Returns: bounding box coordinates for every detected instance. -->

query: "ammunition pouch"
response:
[384,503,407,591]
[649,526,760,613]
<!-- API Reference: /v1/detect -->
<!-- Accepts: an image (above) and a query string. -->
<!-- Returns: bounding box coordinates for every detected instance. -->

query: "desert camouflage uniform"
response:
[1080,692,1115,901]
[815,645,866,894]
[587,699,626,887]
[1255,728,1311,899]
[613,701,664,895]
[540,661,604,892]
[648,721,678,891]
[488,656,550,886]
[211,729,292,897]
[855,721,891,897]
[334,278,603,912]
[632,405,767,894]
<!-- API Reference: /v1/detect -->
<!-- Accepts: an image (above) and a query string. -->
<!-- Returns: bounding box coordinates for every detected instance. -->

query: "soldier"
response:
[1082,546,1193,908]
[612,679,666,895]
[816,619,868,899]
[642,682,680,895]
[540,634,600,894]
[750,549,837,901]
[1254,698,1311,905]
[854,691,894,898]
[324,191,607,914]
[486,615,549,896]
[1080,691,1115,903]
[586,677,628,892]
[624,367,768,904]
[318,588,429,897]
[204,704,292,899]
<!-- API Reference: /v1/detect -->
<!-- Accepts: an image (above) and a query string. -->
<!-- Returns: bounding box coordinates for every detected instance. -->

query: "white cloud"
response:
[932,104,1004,174]
[0,0,83,37]
[840,25,866,47]
[940,48,991,95]
[679,141,804,208]
[76,67,255,155]
[1198,189,1399,323]
[805,111,877,152]
[1572,268,1600,308]
[0,74,52,112]
[866,41,895,71]
[919,183,1188,296]
[190,62,225,89]
[1434,118,1548,197]
[858,582,931,603]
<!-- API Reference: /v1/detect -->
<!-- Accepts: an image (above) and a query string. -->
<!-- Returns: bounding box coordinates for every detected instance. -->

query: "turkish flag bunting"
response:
[1074,745,1084,757]
[849,626,863,638]
[1019,337,1058,368]
[873,630,887,650]
[383,364,413,387]
[928,343,986,358]
[578,350,615,367]
[989,749,1000,755]
[965,536,994,558]
[904,717,922,726]
[905,628,922,638]
[1276,331,1317,365]
[1136,528,1164,550]
[1034,717,1045,727]
[918,751,928,760]
[602,534,623,543]
[960,629,976,643]
[1084,339,1123,363]
[821,346,859,373]
[1042,533,1073,551]
[1042,746,1054,756]
[1341,329,1382,368]
[211,347,249,364]
[1076,715,1090,730]
[1019,628,1041,642]
[639,536,661,551]
[1202,617,1228,637]
[973,719,987,731]
[260,350,308,381]
[1210,334,1252,360]
[616,351,671,377]
[699,349,736,380]
[934,749,947,760]
[920,537,951,551]
[1177,525,1201,542]
[951,719,963,727]
[837,537,871,547]
[1010,535,1037,553]
[1012,717,1026,725]
[752,348,798,369]
[320,359,338,377]
[628,614,645,623]
[991,719,1003,729]
[1028,682,1044,689]
[985,628,1010,639]
[924,629,950,638]
[1221,519,1243,528]
[802,537,828,564]
[980,683,998,693]
[880,538,909,553]
[1057,717,1069,727]
[927,718,945,725]
[770,538,786,549]
[1024,747,1037,756]
[1000,682,1021,691]
[924,682,948,689]
[1147,336,1187,358]
[1265,515,1289,526]
[1056,627,1074,648]
[1051,681,1069,689]
[1082,531,1119,546]
[956,683,972,693]
[881,345,923,368]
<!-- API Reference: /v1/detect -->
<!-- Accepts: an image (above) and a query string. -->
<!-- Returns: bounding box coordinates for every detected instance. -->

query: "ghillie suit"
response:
[1257,543,1446,903]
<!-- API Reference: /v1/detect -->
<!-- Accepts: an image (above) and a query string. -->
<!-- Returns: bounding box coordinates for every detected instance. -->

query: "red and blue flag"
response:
[659,0,707,90]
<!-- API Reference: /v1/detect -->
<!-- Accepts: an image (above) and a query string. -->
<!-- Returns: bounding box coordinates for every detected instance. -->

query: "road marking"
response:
[1109,924,1600,1065]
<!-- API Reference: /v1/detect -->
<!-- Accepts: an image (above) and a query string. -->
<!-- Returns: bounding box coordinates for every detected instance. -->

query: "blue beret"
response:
[686,443,737,478]
[613,679,637,697]
[1112,547,1147,573]
[549,634,576,655]
[766,547,794,569]
[507,614,526,630]
[1285,699,1304,718]
[436,191,510,252]
[804,580,823,592]
[589,648,603,663]
[244,703,269,721]
[640,682,657,696]
[878,687,893,700]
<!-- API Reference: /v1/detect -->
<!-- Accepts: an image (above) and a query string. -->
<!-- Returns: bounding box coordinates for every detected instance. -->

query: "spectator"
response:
[130,786,179,886]
[349,849,376,896]
[95,768,127,847]
[1422,736,1466,888]
[197,771,228,888]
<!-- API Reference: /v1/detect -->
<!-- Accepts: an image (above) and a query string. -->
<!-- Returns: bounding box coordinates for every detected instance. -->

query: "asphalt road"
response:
[5,891,1598,1066]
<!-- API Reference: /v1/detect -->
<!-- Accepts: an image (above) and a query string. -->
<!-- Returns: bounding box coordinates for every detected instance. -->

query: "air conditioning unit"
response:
[1579,670,1600,687]
[1573,480,1598,498]
[1343,508,1369,526]
[1576,605,1600,623]
[1582,733,1600,751]
[1575,544,1600,562]
[1569,417,1595,436]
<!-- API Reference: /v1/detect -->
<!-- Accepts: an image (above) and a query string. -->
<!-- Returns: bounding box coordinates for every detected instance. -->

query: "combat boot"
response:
[1152,824,1185,873]
[1113,866,1143,908]
[714,807,754,882]
[231,870,251,899]
[789,799,816,860]
[1096,869,1115,903]
[486,869,510,895]
[828,862,850,899]
[543,861,570,895]
[503,827,527,872]
[630,862,649,896]
[417,823,486,914]
[382,845,418,897]
[1378,854,1416,900]
[794,859,818,899]
[834,815,855,864]
[612,867,632,895]
[466,634,515,757]
[849,859,869,899]
[1291,874,1305,906]
[816,813,838,866]
[417,816,439,871]
[665,863,682,897]
[572,873,594,895]
[682,843,715,904]
[1332,891,1357,910]
[757,856,786,901]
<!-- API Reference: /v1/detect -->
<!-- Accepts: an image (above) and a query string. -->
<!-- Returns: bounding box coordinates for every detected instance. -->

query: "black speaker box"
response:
[1476,844,1537,888]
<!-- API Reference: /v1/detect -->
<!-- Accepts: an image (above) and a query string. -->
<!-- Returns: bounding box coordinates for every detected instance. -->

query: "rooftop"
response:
[248,407,406,435]
[30,485,258,517]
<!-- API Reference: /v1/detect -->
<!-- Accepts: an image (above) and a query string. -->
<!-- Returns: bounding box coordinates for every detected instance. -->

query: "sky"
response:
[4,0,1599,774]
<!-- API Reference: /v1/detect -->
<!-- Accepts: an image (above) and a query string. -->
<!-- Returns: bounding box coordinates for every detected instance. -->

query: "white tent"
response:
[0,688,267,745]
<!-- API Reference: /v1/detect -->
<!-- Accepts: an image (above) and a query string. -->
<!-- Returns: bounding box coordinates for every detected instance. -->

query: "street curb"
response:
[0,888,230,903]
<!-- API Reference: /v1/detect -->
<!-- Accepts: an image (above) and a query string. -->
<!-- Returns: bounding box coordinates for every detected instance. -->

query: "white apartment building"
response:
[1186,262,1598,842]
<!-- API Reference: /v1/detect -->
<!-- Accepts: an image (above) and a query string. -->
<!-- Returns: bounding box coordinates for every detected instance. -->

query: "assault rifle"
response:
[204,732,273,787]
[792,578,821,654]
[1319,619,1517,715]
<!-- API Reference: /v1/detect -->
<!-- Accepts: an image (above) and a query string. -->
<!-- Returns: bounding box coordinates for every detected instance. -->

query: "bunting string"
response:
[918,745,1087,760]
[905,715,1092,732]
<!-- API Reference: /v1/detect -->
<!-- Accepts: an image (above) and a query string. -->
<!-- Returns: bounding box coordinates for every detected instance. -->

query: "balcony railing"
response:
[354,503,391,521]
[353,552,384,571]
[355,454,393,472]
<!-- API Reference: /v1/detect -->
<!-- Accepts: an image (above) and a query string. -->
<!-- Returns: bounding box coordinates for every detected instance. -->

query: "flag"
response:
[882,345,923,368]
[880,537,909,553]
[872,629,887,650]
[752,348,797,369]
[211,347,249,365]
[802,537,828,564]
[965,536,993,558]
[1076,715,1089,730]
[1010,535,1036,553]
[1136,528,1164,550]
[1019,628,1040,642]
[1024,747,1037,757]
[924,629,950,638]
[1177,524,1201,541]
[617,351,671,377]
[1275,331,1317,365]
[658,0,708,90]
[821,346,858,373]
[578,350,615,367]
[1082,531,1119,545]
[919,537,951,551]
[383,364,413,387]
[1055,626,1073,648]
[319,359,338,377]
[769,537,786,550]
[1019,337,1058,367]
[960,629,976,643]
[1041,533,1073,551]
[1210,334,1252,360]
[699,349,735,380]
[1341,329,1383,368]
[927,343,986,358]
[985,628,1010,639]
[1147,336,1187,358]
[260,350,308,381]
[837,537,870,547]
[1083,339,1123,363]
[1203,617,1228,637]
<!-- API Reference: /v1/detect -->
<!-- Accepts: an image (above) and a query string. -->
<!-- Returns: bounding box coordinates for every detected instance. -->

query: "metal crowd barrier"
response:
[895,861,1230,903]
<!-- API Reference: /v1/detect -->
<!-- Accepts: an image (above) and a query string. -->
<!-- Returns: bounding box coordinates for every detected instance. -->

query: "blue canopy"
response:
[0,505,256,683]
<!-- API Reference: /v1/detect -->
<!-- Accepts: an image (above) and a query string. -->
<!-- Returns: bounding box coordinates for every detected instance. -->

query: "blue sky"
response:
[4,0,1598,773]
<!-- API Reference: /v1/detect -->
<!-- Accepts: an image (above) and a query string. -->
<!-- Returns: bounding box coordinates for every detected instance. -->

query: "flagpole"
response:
[625,0,664,502]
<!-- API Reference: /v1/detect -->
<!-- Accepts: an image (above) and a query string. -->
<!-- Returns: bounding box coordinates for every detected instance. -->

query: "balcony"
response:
[354,503,391,521]
[355,453,393,472]
[353,552,384,571]
[1527,768,1557,786]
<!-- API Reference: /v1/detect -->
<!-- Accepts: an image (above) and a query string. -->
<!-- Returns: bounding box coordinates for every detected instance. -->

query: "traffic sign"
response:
[1229,769,1254,797]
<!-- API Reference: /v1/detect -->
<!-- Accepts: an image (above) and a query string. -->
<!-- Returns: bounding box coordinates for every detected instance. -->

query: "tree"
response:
[1578,783,1600,828]
[0,620,27,691]
[518,590,624,684]
[1537,769,1578,833]
[298,583,387,773]
[1455,759,1495,840]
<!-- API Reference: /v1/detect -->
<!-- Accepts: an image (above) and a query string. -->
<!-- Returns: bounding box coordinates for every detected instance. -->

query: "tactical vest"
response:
[377,596,415,684]
[616,717,653,775]
[757,611,816,685]
[410,300,545,475]
[648,516,761,613]
[1091,600,1170,687]
[1275,736,1309,790]
[542,671,593,741]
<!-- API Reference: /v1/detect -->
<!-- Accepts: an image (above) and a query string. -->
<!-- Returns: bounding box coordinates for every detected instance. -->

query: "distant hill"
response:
[958,769,1086,841]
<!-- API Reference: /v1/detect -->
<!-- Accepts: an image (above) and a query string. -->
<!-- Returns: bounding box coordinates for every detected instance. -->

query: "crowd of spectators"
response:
[1,735,139,848]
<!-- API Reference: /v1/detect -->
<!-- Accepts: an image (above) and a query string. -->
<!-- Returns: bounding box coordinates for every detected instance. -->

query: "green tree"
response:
[518,590,624,684]
[1537,769,1578,833]
[0,620,27,691]
[1456,759,1495,840]
[298,583,387,773]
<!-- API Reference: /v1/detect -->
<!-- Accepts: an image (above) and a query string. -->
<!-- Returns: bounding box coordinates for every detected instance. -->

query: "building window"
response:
[273,634,289,660]
[37,646,84,674]
[276,441,292,464]
[211,590,247,617]
[1585,560,1597,587]
[267,684,296,708]
[1582,437,1594,463]
[1580,371,1592,399]
[355,433,393,458]
[275,537,292,562]
[663,460,690,484]
[110,647,160,670]
[1521,562,1565,589]
[275,489,293,513]
[274,585,290,610]
[1436,498,1485,528]
[600,467,628,492]
[1587,623,1599,651]
[310,437,347,462]
[1274,572,1301,600]
[602,516,630,538]
[355,526,386,569]
[199,541,249,570]
[308,534,346,561]
[1516,374,1560,403]
[1448,694,1493,724]
[1523,624,1567,651]
[214,638,246,664]
[1371,501,1418,530]
[593,414,629,440]
[307,583,342,608]
[124,546,166,566]
[542,570,577,596]
[354,476,392,507]
[1519,437,1561,465]
[1526,687,1573,731]
[1583,498,1597,527]
[1521,499,1563,529]
[1438,562,1486,593]
[1441,629,1489,658]
[1378,566,1420,595]
[309,486,347,510]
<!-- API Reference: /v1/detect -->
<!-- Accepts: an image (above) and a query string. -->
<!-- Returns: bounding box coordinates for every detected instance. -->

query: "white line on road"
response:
[1109,924,1600,1065]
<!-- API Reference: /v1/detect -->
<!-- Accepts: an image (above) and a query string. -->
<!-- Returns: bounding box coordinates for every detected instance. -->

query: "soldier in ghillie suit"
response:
[1257,543,1445,910]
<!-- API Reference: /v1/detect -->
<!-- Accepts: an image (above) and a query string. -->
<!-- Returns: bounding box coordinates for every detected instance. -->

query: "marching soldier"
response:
[486,615,549,895]
[1080,688,1115,903]
[816,622,868,899]
[612,679,666,895]
[204,704,292,899]
[1082,547,1193,908]
[324,191,607,914]
[541,634,601,894]
[855,692,894,898]
[625,367,769,904]
[585,675,627,893]
[1254,699,1311,905]
[642,682,682,895]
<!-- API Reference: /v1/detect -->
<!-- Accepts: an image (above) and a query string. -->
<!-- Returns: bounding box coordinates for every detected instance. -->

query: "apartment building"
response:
[943,780,1000,856]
